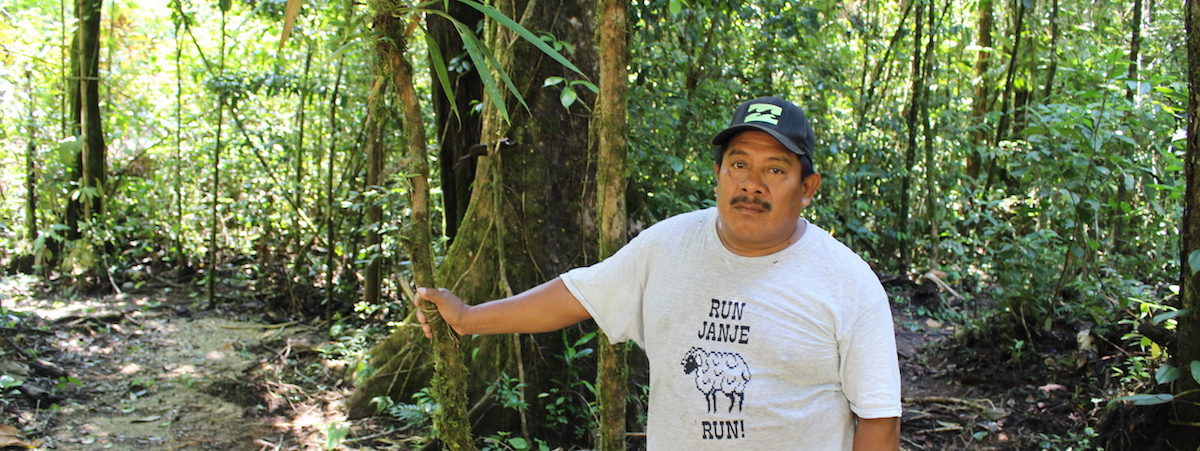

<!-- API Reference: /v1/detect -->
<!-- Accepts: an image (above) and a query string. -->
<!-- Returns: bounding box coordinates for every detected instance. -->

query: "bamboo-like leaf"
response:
[458,0,587,78]
[423,29,459,122]
[279,0,302,50]
[470,29,530,114]
[453,21,508,121]
[1191,360,1200,385]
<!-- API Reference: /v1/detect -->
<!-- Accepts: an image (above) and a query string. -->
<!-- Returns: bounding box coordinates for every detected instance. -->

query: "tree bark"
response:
[348,2,600,445]
[380,10,476,448]
[79,0,105,223]
[993,0,1027,146]
[207,5,227,308]
[325,22,347,312]
[64,0,84,242]
[22,71,38,273]
[1041,0,1059,100]
[855,0,915,141]
[1114,0,1143,254]
[922,0,946,269]
[595,1,629,449]
[174,19,186,271]
[1173,0,1200,447]
[427,3,484,241]
[361,70,386,308]
[898,0,925,274]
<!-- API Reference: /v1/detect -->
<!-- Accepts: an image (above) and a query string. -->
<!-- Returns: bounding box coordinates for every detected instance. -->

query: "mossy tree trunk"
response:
[966,0,992,180]
[594,0,628,449]
[1173,0,1200,446]
[80,0,105,227]
[348,0,600,445]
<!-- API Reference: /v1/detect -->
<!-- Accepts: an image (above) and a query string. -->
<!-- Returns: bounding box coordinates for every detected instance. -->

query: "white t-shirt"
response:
[561,208,901,450]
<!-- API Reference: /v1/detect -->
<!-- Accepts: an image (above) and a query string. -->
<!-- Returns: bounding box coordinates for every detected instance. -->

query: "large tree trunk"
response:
[992,0,1027,146]
[377,9,475,448]
[324,0,349,311]
[595,1,629,449]
[1173,0,1200,447]
[966,0,993,180]
[427,3,484,241]
[349,2,600,445]
[64,0,83,243]
[79,0,105,223]
[361,72,385,307]
[897,0,925,274]
[1042,0,1059,100]
[19,71,38,273]
[1114,0,1143,254]
[206,5,227,308]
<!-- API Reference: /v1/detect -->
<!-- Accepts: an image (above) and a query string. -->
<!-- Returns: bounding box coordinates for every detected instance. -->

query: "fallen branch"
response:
[903,396,990,410]
[220,321,298,330]
[912,424,963,435]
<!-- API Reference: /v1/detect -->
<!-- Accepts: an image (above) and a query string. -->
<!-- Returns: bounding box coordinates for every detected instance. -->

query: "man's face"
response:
[714,130,821,256]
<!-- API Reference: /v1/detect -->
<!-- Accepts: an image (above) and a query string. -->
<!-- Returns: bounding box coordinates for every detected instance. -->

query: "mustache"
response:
[730,195,771,211]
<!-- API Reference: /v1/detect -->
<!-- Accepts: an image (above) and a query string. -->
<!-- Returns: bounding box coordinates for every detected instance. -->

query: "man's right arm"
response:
[413,277,592,338]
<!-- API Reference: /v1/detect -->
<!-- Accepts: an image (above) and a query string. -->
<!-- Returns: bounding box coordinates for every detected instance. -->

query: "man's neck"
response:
[716,218,807,257]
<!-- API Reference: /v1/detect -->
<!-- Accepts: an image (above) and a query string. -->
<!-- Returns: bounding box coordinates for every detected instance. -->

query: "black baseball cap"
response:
[710,96,815,168]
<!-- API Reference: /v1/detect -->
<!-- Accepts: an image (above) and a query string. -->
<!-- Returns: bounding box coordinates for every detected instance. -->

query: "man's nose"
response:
[738,172,765,194]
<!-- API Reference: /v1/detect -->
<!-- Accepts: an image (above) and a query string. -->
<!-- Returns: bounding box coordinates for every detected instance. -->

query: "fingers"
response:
[414,306,432,339]
[415,287,462,339]
[414,287,433,339]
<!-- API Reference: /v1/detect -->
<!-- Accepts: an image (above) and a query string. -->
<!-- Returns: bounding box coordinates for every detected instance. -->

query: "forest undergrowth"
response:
[0,272,1181,450]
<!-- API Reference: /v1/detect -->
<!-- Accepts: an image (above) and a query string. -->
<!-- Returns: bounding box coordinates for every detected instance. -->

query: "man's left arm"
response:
[853,416,899,451]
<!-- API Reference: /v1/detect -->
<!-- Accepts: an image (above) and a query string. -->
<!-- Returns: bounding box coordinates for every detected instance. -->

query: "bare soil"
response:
[0,276,348,450]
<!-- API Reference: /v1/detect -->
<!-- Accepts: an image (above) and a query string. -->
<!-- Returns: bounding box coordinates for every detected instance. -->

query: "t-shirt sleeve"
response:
[838,276,903,419]
[560,231,653,347]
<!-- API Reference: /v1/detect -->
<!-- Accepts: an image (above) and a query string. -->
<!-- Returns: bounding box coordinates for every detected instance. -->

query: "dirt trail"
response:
[1,277,342,450]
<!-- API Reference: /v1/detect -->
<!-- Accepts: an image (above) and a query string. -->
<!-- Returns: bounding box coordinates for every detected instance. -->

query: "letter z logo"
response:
[743,103,782,125]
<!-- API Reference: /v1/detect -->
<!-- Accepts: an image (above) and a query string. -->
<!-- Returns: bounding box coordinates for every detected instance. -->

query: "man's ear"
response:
[800,173,822,207]
[713,164,720,194]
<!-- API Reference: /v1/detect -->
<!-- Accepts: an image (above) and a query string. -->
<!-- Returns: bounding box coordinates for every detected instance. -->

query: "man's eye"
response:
[731,162,746,169]
[770,168,785,174]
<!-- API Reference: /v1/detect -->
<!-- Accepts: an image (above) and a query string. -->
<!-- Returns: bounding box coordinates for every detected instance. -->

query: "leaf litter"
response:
[0,279,349,450]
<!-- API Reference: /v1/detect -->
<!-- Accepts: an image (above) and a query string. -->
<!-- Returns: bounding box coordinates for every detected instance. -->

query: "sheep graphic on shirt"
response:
[680,347,751,413]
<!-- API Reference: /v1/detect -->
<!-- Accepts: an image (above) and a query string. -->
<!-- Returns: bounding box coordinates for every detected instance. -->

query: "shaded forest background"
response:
[1,0,1198,449]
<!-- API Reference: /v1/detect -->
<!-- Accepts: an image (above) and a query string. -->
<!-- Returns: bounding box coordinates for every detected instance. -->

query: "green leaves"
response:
[0,375,23,390]
[543,77,598,109]
[1113,361,1200,407]
[1156,365,1181,384]
[1152,309,1189,325]
[423,30,458,121]
[1189,249,1200,276]
[1117,393,1174,406]
[458,0,587,78]
[668,0,687,15]
[421,0,593,121]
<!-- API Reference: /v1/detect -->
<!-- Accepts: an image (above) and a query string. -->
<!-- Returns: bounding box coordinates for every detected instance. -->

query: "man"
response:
[414,96,901,450]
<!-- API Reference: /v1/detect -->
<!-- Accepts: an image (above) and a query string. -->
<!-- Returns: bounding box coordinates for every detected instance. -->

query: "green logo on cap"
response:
[744,103,783,125]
